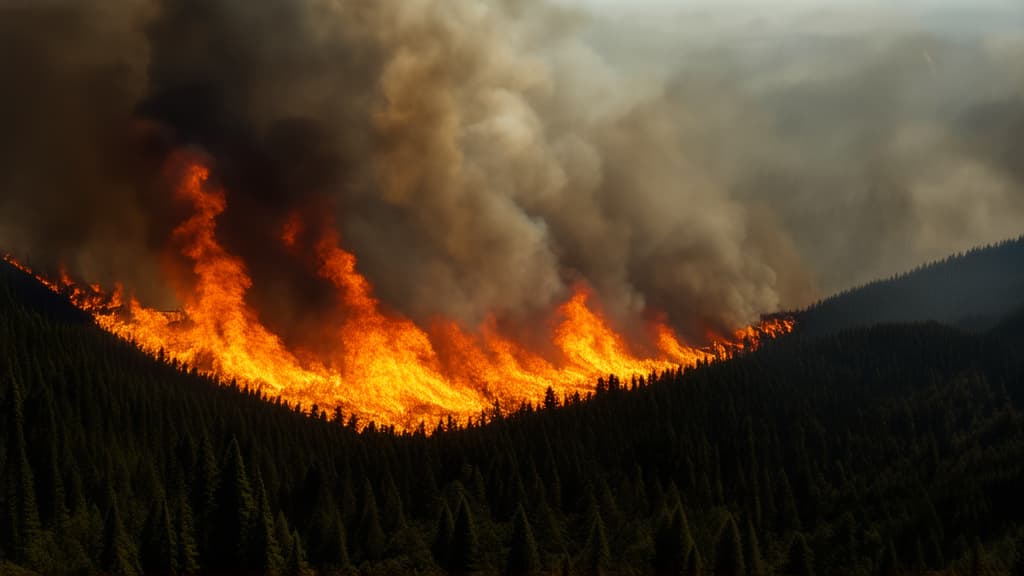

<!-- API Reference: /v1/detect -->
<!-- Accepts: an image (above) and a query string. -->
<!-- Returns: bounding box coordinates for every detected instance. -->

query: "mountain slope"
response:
[794,235,1024,338]
[1,258,1023,574]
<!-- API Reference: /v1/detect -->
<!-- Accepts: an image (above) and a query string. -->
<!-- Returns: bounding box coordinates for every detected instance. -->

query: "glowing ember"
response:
[3,155,794,429]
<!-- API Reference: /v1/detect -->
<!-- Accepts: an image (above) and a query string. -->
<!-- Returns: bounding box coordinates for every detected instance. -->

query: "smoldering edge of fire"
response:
[0,0,1022,342]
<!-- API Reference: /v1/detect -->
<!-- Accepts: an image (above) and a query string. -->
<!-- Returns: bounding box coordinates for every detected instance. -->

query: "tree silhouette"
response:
[506,504,541,575]
[432,502,455,570]
[713,514,745,576]
[782,533,814,576]
[451,497,483,574]
[358,479,385,562]
[211,437,254,569]
[581,510,611,575]
[101,498,140,576]
[654,506,693,574]
[141,497,177,574]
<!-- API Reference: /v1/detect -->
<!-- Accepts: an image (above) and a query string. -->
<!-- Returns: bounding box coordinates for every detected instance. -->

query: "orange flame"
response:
[3,155,794,429]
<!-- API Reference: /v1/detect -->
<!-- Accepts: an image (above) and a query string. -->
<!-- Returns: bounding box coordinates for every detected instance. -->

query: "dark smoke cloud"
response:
[1,0,1022,341]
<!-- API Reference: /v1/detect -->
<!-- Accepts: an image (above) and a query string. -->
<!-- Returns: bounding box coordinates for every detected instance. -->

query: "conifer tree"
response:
[250,473,284,575]
[101,498,141,576]
[534,502,567,562]
[141,497,177,575]
[358,479,386,562]
[191,433,218,559]
[743,517,765,576]
[380,468,406,532]
[506,504,541,576]
[174,492,199,575]
[581,510,611,576]
[2,373,42,565]
[432,502,455,570]
[776,472,801,534]
[782,533,814,576]
[275,511,295,567]
[30,385,64,530]
[654,506,693,575]
[286,530,313,576]
[451,496,483,574]
[319,511,350,570]
[336,464,357,529]
[212,437,255,569]
[713,514,745,576]
[685,545,703,576]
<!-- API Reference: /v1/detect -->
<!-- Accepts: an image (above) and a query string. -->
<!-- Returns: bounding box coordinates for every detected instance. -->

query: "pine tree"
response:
[783,533,814,576]
[451,496,483,574]
[250,473,284,575]
[506,504,541,575]
[319,511,350,570]
[2,373,42,565]
[141,497,177,575]
[295,464,326,538]
[191,433,218,559]
[743,517,765,576]
[275,511,295,568]
[713,514,745,576]
[685,545,703,576]
[29,385,65,530]
[654,506,693,575]
[358,479,386,562]
[432,501,455,570]
[581,510,611,576]
[380,468,406,532]
[212,437,255,569]
[286,530,313,576]
[101,498,141,576]
[776,472,801,534]
[544,387,558,410]
[174,492,199,574]
[534,502,567,562]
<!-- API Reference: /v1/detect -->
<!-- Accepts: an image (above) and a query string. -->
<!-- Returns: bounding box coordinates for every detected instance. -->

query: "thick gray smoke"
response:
[1,0,1022,341]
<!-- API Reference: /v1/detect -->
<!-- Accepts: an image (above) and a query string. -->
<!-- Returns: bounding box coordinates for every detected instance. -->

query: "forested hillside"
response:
[2,258,1024,575]
[795,236,1024,338]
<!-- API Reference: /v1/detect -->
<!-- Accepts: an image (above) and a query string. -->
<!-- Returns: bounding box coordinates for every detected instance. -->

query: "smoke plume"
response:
[1,0,1022,342]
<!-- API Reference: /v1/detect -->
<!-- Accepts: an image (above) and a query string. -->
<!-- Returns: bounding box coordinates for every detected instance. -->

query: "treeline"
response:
[2,261,1024,575]
[795,235,1024,338]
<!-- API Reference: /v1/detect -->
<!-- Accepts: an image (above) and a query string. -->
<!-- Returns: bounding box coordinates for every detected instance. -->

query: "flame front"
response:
[5,156,793,429]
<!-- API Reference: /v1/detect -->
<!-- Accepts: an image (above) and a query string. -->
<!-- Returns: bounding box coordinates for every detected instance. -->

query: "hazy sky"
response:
[1,0,1022,335]
[557,0,1024,36]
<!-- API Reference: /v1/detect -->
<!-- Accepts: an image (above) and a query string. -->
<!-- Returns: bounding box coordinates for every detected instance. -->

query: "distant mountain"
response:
[794,235,1024,338]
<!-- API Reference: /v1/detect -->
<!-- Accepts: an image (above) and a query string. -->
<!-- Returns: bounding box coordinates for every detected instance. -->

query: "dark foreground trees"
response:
[1,258,1024,574]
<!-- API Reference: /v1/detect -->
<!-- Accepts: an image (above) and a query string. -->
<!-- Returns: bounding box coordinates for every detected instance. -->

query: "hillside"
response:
[794,235,1024,339]
[1,258,1024,575]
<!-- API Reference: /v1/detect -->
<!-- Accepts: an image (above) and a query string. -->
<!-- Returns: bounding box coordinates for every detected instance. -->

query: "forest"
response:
[1,240,1024,575]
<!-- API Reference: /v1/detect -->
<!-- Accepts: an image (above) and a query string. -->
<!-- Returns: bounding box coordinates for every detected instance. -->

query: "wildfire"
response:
[3,155,794,429]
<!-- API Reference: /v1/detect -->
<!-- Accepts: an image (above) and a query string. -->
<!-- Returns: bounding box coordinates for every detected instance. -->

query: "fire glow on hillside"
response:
[5,154,793,429]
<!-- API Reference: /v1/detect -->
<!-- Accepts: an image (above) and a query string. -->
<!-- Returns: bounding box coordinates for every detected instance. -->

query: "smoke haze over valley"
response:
[1,0,1022,339]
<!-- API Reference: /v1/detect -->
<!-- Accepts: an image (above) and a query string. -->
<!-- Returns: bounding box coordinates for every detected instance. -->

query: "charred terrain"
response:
[1,239,1023,575]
